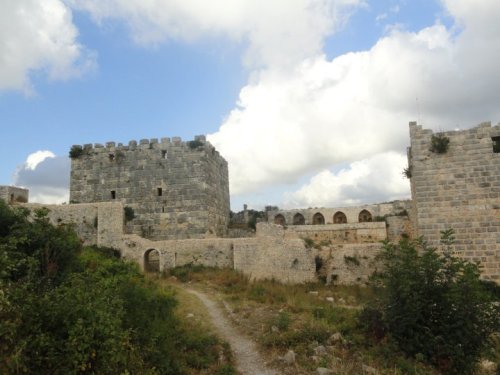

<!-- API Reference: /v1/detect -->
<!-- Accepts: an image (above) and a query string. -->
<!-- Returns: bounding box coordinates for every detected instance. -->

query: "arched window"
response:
[312,212,325,225]
[144,248,160,272]
[358,209,372,222]
[293,213,305,225]
[333,211,347,224]
[274,214,286,226]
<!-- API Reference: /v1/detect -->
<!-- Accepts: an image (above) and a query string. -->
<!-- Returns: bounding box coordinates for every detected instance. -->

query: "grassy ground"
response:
[162,266,442,375]
[148,273,237,375]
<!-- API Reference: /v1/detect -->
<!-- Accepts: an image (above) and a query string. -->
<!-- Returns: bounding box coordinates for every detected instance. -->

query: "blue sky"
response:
[2,0,499,210]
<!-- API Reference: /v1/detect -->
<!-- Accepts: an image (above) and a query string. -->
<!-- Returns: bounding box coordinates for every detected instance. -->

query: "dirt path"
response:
[185,288,278,375]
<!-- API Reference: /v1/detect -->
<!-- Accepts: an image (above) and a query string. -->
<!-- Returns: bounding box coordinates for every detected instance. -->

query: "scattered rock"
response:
[479,359,497,375]
[186,313,194,319]
[169,276,177,282]
[311,355,320,363]
[314,345,327,356]
[326,345,335,353]
[283,350,296,365]
[271,325,279,333]
[309,291,319,295]
[327,332,344,345]
[338,297,346,304]
[362,364,379,374]
[316,367,333,375]
[326,297,334,302]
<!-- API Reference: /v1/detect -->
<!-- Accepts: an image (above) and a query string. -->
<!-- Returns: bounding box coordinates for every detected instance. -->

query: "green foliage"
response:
[123,206,135,222]
[430,133,450,153]
[69,145,84,159]
[187,140,204,149]
[403,166,412,178]
[366,232,499,374]
[273,311,291,331]
[0,202,224,374]
[303,237,314,248]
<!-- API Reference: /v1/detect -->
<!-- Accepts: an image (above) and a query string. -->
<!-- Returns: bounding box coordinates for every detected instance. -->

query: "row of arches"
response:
[274,209,372,226]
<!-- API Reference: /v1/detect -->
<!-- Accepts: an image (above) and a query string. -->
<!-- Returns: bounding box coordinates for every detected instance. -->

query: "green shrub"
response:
[303,237,314,248]
[69,145,84,159]
[344,255,360,266]
[369,232,499,374]
[124,206,135,222]
[403,166,412,178]
[430,133,450,153]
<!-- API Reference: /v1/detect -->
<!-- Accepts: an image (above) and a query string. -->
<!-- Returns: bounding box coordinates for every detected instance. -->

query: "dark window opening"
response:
[161,150,167,159]
[10,194,14,203]
[493,136,500,153]
[162,206,165,213]
[274,214,286,226]
[312,212,325,225]
[157,187,163,196]
[108,153,115,161]
[358,209,372,222]
[293,213,305,225]
[333,211,347,224]
[111,190,116,199]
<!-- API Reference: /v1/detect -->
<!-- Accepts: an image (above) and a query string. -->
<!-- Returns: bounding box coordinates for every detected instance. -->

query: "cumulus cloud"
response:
[66,0,362,68]
[0,0,95,93]
[283,152,410,208]
[13,151,70,204]
[208,0,500,206]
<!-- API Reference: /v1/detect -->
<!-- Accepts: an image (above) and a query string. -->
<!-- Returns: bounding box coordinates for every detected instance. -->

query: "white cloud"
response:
[208,0,500,206]
[66,0,363,68]
[0,0,95,93]
[25,150,55,170]
[13,152,70,204]
[283,152,410,208]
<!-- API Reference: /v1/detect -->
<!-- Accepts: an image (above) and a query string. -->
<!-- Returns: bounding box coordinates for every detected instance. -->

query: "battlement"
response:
[71,135,225,160]
[70,134,230,241]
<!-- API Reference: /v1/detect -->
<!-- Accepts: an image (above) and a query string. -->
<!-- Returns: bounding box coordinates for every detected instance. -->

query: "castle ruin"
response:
[69,136,230,240]
[2,121,499,283]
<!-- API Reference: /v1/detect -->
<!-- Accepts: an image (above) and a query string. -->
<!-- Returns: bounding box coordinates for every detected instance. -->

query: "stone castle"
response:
[2,122,499,283]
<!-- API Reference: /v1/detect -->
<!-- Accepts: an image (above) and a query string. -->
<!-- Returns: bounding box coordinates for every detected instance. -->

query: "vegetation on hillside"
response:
[0,200,233,374]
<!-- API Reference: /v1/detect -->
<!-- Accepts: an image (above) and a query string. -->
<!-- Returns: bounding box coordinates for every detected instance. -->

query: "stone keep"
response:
[69,136,230,240]
[408,122,500,281]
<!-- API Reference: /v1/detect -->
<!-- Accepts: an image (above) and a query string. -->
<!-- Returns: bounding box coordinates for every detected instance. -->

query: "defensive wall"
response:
[70,136,230,241]
[0,186,28,204]
[408,122,500,281]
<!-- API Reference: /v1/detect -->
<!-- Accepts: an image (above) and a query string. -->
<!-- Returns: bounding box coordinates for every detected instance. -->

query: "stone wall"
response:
[268,201,410,226]
[408,122,500,281]
[22,202,100,245]
[70,135,230,241]
[0,186,28,204]
[286,222,387,244]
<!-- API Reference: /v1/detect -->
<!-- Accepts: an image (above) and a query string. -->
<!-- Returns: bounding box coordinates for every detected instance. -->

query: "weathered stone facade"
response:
[0,186,28,204]
[70,136,230,240]
[408,122,500,281]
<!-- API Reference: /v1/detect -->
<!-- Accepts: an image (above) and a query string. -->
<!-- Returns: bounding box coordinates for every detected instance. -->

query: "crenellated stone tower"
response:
[69,135,230,240]
[408,121,500,281]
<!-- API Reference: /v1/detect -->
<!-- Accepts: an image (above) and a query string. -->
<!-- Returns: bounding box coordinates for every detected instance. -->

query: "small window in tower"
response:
[492,136,500,153]
[111,190,116,199]
[161,150,167,159]
[162,206,165,213]
[157,188,163,196]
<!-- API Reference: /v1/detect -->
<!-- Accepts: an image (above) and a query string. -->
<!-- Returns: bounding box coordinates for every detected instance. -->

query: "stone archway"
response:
[333,211,347,224]
[293,213,305,225]
[144,248,160,272]
[274,214,286,226]
[312,212,325,225]
[358,209,372,222]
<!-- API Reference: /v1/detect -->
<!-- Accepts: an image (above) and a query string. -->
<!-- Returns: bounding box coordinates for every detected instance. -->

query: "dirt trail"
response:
[185,288,278,375]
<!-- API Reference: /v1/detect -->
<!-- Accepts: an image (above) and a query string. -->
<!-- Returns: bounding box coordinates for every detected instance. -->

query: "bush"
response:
[124,206,135,222]
[69,145,84,159]
[430,133,450,153]
[368,232,499,374]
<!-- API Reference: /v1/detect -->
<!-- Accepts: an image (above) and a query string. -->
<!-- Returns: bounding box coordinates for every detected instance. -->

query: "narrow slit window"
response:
[161,150,167,159]
[111,190,116,199]
[157,187,163,196]
[492,136,500,153]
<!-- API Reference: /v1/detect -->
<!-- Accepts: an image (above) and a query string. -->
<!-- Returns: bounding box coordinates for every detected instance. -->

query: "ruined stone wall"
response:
[22,203,100,245]
[70,136,229,240]
[0,186,29,204]
[286,222,387,244]
[408,122,500,281]
[268,201,410,226]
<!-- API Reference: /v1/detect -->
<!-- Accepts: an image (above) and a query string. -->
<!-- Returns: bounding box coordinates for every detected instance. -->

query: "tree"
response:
[364,231,499,374]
